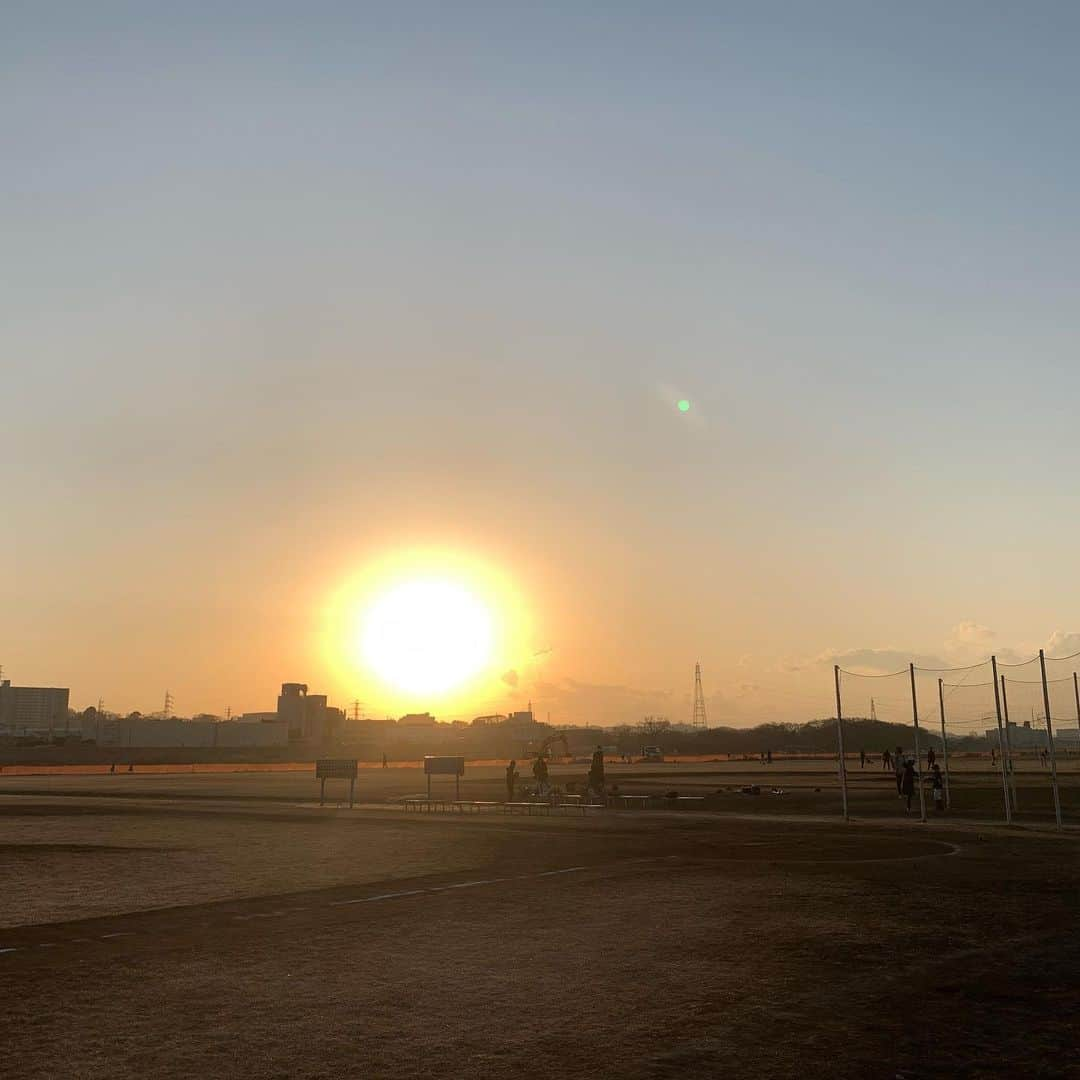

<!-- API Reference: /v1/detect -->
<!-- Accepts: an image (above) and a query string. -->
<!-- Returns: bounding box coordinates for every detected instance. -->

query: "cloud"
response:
[501,669,519,688]
[1044,631,1080,659]
[814,647,950,673]
[812,622,1080,677]
[946,621,996,654]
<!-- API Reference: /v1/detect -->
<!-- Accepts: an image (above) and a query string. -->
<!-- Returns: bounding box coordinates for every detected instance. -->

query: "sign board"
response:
[424,756,465,776]
[316,759,358,779]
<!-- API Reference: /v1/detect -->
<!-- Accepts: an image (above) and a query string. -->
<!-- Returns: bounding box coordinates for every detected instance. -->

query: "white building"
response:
[0,682,70,736]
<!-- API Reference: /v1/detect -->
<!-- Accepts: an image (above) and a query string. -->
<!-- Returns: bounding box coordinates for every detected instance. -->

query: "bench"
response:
[402,796,454,813]
[619,795,651,809]
[452,801,501,813]
[674,796,706,808]
[503,801,551,815]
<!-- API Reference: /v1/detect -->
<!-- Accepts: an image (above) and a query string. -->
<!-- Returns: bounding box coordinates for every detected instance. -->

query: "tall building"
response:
[276,683,332,742]
[277,683,309,740]
[0,681,70,735]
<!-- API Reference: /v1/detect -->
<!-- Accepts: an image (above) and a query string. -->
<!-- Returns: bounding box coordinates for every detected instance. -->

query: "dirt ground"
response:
[1,755,1076,825]
[1,771,1078,1079]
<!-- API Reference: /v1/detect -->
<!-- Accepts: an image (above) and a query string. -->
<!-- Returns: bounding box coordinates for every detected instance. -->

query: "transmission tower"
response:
[870,698,877,722]
[691,662,708,729]
[163,690,174,719]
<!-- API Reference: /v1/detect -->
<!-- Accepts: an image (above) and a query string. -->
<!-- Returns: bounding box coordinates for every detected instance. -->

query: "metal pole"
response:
[937,678,951,810]
[1074,671,1080,743]
[833,666,849,822]
[990,657,1012,824]
[1039,651,1063,831]
[908,664,927,822]
[1000,675,1019,812]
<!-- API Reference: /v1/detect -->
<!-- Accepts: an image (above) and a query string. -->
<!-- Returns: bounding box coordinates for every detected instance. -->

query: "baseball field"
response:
[1,760,1077,1079]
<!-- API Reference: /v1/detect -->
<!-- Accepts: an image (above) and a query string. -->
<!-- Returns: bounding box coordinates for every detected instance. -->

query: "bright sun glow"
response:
[359,579,494,696]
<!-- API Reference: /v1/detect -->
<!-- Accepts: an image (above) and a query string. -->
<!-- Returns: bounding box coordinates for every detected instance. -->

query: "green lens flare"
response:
[677,399,691,412]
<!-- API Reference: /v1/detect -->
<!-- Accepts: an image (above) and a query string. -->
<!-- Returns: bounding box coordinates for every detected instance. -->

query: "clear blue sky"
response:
[4,3,1080,722]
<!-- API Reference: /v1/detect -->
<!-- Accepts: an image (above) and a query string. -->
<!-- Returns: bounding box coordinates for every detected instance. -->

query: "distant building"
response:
[984,720,1048,750]
[472,714,505,727]
[86,715,288,748]
[398,712,437,727]
[304,694,329,742]
[0,681,70,736]
[276,683,332,742]
[505,706,537,730]
[277,683,309,740]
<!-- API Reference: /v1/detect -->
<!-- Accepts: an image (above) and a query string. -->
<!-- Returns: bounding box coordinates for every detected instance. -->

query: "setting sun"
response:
[323,545,533,714]
[359,579,494,696]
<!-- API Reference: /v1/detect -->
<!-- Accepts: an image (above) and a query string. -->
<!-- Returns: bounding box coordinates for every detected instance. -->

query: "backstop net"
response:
[836,653,1075,825]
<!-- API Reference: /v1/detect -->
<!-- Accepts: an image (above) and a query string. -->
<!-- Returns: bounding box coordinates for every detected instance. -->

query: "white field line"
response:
[1,863,597,956]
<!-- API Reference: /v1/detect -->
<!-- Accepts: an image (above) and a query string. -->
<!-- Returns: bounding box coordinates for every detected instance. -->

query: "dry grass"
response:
[1,778,1078,1078]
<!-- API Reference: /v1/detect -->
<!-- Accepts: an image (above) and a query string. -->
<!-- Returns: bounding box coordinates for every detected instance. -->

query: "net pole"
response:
[1074,671,1080,743]
[1039,651,1063,831]
[938,678,951,810]
[833,665,849,822]
[999,675,1019,812]
[908,664,927,823]
[990,656,1012,824]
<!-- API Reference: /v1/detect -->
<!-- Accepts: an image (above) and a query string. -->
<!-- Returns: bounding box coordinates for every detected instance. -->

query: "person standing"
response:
[927,746,936,769]
[859,749,866,768]
[505,759,518,802]
[901,758,917,813]
[930,763,945,813]
[588,745,605,794]
[881,748,892,772]
[532,754,549,793]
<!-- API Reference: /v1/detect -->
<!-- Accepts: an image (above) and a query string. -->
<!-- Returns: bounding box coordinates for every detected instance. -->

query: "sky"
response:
[4,3,1080,725]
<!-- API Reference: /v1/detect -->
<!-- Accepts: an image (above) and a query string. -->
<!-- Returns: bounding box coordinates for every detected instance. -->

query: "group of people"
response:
[505,745,607,802]
[885,744,946,814]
